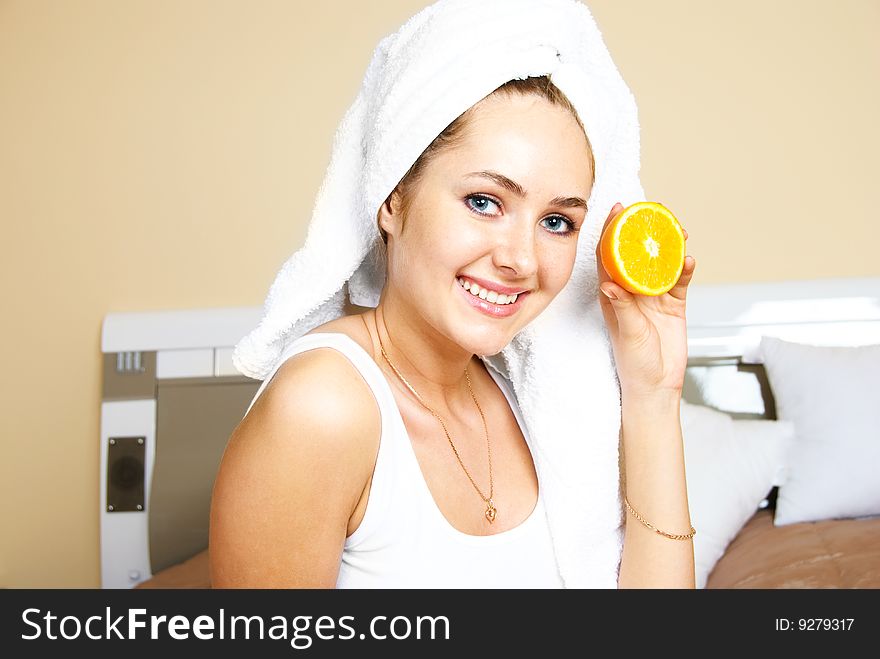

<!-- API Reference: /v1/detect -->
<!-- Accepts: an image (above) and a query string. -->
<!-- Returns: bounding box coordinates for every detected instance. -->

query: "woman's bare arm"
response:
[209,349,380,588]
[617,393,695,588]
[594,203,696,588]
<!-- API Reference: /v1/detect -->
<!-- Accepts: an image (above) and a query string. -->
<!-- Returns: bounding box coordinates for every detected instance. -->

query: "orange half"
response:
[599,202,686,296]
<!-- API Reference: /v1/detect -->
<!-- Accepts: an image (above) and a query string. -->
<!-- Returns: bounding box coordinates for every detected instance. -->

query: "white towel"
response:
[233,0,644,588]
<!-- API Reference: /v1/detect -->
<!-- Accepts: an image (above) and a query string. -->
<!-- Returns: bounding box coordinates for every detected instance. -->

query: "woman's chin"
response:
[458,331,516,358]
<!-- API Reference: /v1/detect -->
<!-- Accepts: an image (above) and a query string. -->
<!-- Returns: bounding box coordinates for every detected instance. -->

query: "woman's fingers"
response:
[596,202,625,286]
[596,203,624,255]
[600,284,651,343]
[667,256,696,301]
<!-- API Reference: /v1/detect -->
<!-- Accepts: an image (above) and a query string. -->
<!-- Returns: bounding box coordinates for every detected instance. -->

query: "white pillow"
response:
[680,400,795,588]
[758,336,880,526]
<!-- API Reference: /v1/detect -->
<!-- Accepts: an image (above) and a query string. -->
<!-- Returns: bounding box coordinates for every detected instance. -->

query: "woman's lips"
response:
[457,280,528,318]
[457,274,528,297]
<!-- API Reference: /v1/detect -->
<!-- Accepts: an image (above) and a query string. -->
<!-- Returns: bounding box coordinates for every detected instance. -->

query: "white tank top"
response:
[246,332,563,589]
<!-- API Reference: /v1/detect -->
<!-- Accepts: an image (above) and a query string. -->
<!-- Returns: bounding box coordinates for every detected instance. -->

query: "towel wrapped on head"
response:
[234,0,644,588]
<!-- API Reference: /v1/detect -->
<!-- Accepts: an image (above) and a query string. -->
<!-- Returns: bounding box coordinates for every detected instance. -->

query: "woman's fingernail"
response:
[601,287,618,300]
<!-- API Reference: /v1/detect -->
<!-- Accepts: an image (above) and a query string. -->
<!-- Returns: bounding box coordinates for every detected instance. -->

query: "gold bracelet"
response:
[624,496,696,541]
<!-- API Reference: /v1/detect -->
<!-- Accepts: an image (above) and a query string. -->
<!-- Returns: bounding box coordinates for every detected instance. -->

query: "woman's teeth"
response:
[457,278,518,305]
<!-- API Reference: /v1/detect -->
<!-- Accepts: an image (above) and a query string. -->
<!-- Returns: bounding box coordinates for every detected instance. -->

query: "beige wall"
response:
[1,0,877,587]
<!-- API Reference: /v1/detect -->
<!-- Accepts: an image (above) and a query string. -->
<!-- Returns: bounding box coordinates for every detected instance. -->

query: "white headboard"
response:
[685,277,880,361]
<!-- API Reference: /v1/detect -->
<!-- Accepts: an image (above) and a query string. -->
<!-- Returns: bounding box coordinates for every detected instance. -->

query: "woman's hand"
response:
[596,202,697,400]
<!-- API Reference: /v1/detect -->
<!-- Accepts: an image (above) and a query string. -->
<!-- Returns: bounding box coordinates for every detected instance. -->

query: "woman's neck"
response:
[369,295,478,411]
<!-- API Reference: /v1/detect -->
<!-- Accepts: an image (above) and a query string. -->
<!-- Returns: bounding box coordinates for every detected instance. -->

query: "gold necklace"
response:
[373,323,497,524]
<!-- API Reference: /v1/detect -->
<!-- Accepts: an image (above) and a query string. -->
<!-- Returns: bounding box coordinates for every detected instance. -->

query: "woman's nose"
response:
[491,223,538,278]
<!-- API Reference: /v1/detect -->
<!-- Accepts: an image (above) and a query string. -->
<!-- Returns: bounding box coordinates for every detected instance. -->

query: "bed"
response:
[101,277,880,589]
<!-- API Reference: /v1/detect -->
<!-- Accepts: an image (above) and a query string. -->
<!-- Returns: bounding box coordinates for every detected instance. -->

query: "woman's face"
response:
[379,93,593,356]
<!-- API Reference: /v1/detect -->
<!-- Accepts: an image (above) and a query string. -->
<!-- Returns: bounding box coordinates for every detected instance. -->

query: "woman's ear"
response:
[377,188,404,240]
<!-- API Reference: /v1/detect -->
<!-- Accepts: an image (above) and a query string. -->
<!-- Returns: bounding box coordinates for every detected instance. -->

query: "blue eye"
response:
[465,194,501,216]
[541,215,576,235]
[466,194,577,236]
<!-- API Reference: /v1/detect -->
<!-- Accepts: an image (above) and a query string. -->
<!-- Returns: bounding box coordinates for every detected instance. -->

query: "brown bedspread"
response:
[706,509,880,589]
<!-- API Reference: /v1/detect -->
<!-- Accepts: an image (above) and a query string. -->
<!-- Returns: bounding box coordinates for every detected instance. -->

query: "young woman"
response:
[210,0,696,589]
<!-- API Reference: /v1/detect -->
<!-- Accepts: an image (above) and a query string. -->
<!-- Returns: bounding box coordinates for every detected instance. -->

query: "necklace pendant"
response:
[485,500,497,524]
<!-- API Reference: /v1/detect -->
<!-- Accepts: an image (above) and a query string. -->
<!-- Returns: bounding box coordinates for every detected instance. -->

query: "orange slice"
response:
[599,201,685,296]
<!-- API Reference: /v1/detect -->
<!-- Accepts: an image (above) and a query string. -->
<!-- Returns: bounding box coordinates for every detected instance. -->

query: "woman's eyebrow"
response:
[464,170,588,210]
[465,170,527,197]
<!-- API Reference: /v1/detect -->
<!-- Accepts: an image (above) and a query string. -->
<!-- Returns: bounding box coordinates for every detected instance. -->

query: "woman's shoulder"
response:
[211,316,381,587]
[270,313,378,412]
[236,313,381,464]
[265,320,379,435]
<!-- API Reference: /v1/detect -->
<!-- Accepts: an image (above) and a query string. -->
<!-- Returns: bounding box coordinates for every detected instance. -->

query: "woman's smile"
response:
[455,276,530,318]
